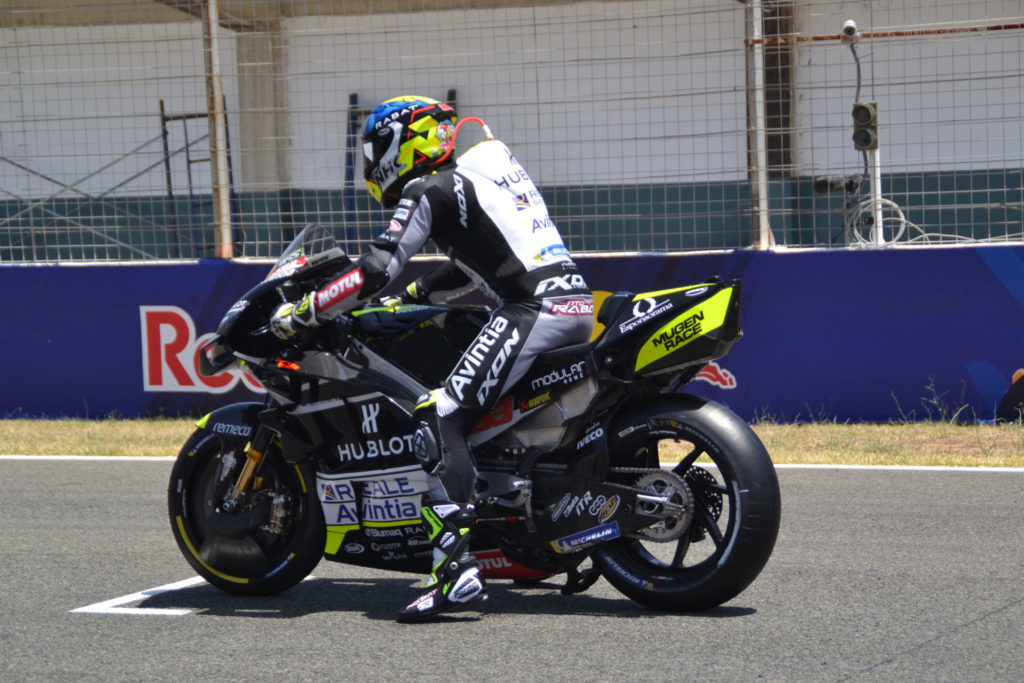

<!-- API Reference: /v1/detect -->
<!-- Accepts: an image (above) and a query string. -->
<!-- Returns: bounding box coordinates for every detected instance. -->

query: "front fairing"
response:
[215,226,353,354]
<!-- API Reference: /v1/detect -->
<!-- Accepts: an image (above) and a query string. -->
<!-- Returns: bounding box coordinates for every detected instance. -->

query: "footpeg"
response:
[561,564,601,595]
[474,472,532,510]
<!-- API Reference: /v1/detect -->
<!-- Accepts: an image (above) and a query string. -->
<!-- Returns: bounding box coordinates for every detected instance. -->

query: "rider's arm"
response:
[400,262,474,304]
[270,182,435,337]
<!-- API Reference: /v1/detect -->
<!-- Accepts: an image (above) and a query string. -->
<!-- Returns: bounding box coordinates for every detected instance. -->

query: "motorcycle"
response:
[168,224,780,611]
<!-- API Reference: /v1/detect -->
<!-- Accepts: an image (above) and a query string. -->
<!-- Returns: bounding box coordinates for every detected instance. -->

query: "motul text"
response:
[316,268,364,314]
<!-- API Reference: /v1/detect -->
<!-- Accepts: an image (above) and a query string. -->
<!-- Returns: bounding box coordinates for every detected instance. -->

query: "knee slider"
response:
[412,421,441,473]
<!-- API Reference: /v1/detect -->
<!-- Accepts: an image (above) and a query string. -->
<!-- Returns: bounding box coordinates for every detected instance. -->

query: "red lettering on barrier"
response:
[238,365,263,393]
[142,308,194,388]
[140,306,264,395]
[694,361,737,389]
[193,333,234,390]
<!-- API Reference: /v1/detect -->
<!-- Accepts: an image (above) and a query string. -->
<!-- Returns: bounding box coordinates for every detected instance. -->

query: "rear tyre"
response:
[168,429,325,595]
[595,394,780,611]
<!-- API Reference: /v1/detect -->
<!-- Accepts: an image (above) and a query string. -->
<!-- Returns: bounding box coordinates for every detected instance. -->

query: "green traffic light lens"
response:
[852,129,877,150]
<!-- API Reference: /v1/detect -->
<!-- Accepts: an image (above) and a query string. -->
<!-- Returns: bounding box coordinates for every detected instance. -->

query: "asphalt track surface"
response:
[2,458,1022,682]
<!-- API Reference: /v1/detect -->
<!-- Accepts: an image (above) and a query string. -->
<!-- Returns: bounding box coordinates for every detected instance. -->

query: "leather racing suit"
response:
[312,139,594,502]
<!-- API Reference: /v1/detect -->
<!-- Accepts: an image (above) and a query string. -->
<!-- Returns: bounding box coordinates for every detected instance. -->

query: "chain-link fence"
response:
[1,0,1021,262]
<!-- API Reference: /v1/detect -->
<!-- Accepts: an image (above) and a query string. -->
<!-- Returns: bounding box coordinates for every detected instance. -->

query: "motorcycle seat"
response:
[534,340,593,366]
[596,291,633,328]
[532,292,633,364]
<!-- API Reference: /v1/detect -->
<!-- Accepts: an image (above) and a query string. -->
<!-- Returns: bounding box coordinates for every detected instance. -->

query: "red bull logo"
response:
[695,361,737,389]
[140,306,263,394]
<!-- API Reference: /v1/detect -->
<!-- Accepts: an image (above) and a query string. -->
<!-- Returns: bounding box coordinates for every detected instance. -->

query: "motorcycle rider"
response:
[269,95,593,621]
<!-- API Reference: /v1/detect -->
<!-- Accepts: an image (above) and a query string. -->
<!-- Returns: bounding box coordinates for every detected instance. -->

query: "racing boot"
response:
[396,499,487,622]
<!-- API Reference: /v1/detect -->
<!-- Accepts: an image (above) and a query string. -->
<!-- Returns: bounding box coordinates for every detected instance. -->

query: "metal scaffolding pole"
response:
[748,0,774,250]
[202,0,234,258]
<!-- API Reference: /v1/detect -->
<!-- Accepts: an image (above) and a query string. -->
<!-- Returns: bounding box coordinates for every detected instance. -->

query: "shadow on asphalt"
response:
[139,576,757,621]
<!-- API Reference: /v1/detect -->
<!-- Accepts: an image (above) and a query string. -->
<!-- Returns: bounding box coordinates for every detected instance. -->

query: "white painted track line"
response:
[71,577,205,616]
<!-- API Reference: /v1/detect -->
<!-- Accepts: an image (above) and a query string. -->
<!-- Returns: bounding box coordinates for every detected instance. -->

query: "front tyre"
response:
[168,429,325,595]
[596,395,781,611]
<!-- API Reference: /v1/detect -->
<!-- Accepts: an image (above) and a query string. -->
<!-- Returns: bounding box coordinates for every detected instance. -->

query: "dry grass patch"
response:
[1,418,1022,468]
[0,418,194,458]
[752,422,1024,467]
[630,422,1024,469]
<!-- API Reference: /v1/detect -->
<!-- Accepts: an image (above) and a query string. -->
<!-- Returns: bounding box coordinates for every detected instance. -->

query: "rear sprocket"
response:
[633,470,694,542]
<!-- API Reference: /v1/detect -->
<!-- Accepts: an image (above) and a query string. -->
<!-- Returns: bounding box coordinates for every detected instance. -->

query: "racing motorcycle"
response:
[168,225,780,612]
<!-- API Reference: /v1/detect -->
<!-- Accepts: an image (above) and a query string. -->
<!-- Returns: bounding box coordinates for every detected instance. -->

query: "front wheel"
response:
[595,395,781,611]
[168,429,325,595]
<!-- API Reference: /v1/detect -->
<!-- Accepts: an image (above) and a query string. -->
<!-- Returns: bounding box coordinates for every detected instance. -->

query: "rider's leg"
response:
[398,300,591,621]
[412,388,478,502]
[398,391,487,621]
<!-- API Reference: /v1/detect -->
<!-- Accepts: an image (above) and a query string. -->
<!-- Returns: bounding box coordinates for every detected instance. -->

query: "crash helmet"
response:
[362,95,457,208]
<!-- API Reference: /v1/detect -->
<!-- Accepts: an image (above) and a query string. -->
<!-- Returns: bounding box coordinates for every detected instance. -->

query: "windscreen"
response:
[266,225,344,281]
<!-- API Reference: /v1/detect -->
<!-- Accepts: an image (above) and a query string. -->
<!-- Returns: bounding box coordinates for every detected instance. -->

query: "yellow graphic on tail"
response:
[634,289,733,372]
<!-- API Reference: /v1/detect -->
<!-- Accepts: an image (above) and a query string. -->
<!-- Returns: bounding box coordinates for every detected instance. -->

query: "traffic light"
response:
[851,101,878,151]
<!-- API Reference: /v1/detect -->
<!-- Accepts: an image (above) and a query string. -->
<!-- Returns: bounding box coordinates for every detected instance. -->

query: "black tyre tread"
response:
[596,394,781,611]
[168,429,325,596]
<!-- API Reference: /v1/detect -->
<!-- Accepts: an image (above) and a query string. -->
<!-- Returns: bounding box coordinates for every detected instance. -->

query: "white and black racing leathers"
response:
[314,139,594,500]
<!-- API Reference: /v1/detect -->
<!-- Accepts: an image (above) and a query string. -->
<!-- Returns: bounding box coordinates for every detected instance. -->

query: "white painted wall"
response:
[280,0,748,189]
[0,22,238,198]
[1,0,1020,200]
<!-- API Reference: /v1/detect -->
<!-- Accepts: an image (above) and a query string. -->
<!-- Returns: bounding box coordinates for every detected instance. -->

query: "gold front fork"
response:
[225,427,271,506]
[233,443,266,493]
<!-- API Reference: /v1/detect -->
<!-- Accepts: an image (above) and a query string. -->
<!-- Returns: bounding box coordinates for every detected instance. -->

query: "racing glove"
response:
[269,292,319,339]
[380,280,429,307]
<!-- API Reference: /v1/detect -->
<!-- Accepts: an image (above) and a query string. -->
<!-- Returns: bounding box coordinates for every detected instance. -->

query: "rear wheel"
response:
[595,395,780,611]
[168,429,325,595]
